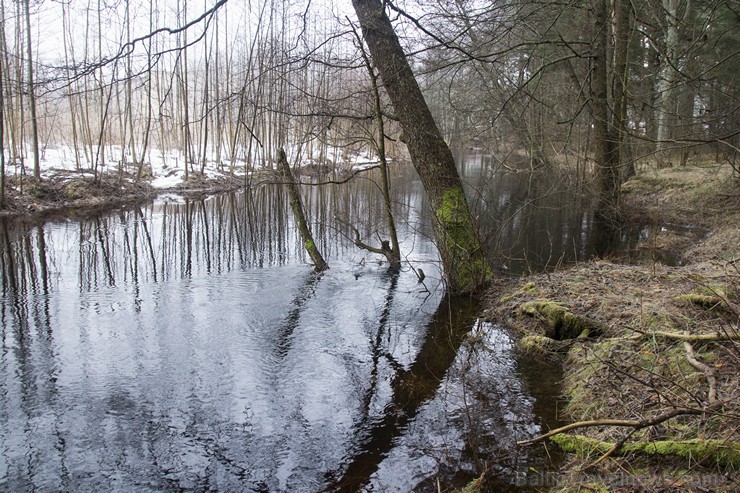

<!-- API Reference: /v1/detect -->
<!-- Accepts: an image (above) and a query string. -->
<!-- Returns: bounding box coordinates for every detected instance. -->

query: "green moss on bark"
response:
[551,434,740,468]
[434,187,491,294]
[519,301,604,339]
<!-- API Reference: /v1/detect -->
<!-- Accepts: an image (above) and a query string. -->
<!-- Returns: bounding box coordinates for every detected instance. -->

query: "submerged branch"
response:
[252,164,382,189]
[335,215,398,266]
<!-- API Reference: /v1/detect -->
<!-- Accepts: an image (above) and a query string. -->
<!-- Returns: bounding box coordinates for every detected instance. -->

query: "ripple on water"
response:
[1,171,568,491]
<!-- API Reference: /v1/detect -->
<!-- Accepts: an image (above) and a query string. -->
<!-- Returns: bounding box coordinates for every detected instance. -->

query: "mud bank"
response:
[479,164,738,492]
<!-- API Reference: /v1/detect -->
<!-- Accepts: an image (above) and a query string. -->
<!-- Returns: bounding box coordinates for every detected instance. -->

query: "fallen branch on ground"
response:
[623,329,740,342]
[684,335,719,404]
[518,401,729,447]
[549,434,740,468]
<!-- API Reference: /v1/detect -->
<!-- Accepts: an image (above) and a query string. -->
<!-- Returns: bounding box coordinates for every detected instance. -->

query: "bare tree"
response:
[22,0,39,179]
[0,49,4,207]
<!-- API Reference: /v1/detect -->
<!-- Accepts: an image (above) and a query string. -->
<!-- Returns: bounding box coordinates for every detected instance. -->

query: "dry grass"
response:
[484,162,740,491]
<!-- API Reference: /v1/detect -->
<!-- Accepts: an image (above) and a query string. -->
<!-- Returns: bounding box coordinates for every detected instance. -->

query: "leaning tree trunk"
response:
[277,148,329,273]
[351,0,490,294]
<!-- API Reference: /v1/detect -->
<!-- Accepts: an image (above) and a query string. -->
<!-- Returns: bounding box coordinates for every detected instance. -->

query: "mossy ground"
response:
[482,162,739,492]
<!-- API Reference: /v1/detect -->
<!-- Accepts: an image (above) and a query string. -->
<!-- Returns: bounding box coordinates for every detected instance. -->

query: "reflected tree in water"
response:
[326,294,480,491]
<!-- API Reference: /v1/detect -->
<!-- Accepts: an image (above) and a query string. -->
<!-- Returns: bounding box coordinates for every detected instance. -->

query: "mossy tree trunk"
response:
[351,0,490,294]
[277,148,329,273]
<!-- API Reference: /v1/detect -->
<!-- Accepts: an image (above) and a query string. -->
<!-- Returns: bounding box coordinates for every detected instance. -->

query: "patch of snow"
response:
[7,140,384,190]
[154,193,187,205]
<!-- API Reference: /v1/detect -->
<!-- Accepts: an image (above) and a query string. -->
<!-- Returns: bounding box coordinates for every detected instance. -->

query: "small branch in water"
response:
[335,214,399,267]
[251,164,382,189]
[404,255,430,294]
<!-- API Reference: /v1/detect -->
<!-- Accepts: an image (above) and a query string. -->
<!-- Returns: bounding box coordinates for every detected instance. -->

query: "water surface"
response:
[2,154,629,491]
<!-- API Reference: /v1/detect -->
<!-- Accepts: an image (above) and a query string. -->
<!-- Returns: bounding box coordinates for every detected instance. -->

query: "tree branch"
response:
[517,401,727,446]
[684,336,719,405]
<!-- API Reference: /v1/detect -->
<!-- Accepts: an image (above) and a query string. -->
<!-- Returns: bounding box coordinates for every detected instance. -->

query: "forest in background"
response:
[0,0,737,193]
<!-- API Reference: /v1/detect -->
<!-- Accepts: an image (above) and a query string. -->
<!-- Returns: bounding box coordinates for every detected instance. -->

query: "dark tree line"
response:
[409,0,738,202]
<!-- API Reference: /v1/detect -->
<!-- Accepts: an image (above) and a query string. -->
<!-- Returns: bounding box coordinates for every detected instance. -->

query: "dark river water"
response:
[1,153,639,491]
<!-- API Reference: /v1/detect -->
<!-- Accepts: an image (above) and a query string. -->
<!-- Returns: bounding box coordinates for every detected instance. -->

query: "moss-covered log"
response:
[551,434,740,468]
[519,301,605,339]
[518,335,573,356]
[676,293,724,307]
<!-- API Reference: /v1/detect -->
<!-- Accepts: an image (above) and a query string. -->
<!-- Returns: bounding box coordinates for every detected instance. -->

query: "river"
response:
[1,152,637,491]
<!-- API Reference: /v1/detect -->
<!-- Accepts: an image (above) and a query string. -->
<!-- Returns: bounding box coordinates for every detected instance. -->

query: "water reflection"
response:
[0,168,449,492]
[327,296,479,491]
[1,157,648,491]
[459,150,648,271]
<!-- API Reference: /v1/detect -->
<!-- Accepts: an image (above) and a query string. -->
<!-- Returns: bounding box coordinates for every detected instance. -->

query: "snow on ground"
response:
[5,142,382,190]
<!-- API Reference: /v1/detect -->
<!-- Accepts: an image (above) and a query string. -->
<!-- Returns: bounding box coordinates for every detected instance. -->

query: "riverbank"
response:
[0,160,376,222]
[0,168,249,221]
[0,146,378,221]
[482,163,739,492]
